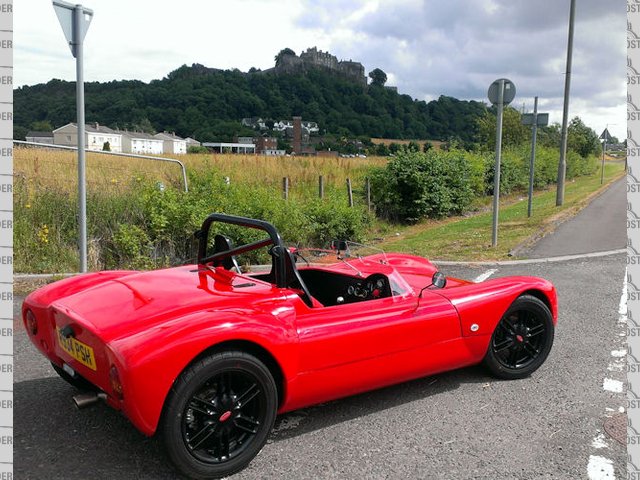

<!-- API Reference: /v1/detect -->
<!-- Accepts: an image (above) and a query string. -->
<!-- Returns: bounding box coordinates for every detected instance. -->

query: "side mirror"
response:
[418,271,447,300]
[432,271,447,289]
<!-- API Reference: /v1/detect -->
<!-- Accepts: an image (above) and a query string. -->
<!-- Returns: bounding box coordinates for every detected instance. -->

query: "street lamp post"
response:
[556,0,576,206]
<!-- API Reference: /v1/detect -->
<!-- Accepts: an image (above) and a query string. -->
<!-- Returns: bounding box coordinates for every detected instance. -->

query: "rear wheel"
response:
[162,351,278,479]
[483,295,554,380]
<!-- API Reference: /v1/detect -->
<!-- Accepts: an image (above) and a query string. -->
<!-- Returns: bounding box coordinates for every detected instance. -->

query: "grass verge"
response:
[377,162,625,261]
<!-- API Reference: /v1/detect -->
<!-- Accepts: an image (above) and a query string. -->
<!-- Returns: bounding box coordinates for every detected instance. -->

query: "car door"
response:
[296,289,461,373]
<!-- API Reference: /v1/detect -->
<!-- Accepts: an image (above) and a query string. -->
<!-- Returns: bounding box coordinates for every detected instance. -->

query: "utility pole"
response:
[556,0,576,206]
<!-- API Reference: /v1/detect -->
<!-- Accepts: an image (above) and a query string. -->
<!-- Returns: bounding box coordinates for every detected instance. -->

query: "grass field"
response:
[14,148,387,195]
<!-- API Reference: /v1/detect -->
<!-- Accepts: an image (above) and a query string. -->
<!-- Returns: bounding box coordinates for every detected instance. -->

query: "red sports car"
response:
[22,214,557,479]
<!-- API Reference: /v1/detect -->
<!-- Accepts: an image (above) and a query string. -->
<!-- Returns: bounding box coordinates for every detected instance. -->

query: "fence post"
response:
[282,177,289,200]
[365,177,371,211]
[346,178,353,207]
[318,175,324,199]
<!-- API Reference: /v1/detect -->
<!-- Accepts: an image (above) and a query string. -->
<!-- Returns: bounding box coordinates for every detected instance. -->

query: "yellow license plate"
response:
[56,328,97,371]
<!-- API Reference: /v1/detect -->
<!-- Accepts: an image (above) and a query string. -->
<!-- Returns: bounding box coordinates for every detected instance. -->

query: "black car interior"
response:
[199,216,392,309]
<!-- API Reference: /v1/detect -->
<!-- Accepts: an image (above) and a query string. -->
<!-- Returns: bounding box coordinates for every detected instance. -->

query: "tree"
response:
[423,141,433,152]
[133,117,156,134]
[275,48,295,66]
[102,141,111,151]
[475,107,528,150]
[407,141,420,152]
[567,116,600,157]
[13,125,28,140]
[31,120,53,132]
[368,68,387,87]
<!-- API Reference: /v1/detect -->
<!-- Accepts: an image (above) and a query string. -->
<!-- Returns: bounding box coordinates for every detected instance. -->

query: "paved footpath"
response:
[525,177,626,258]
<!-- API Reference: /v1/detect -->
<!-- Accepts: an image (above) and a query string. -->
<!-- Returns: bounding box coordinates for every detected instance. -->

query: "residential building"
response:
[25,131,53,144]
[117,130,164,155]
[255,136,277,154]
[184,137,201,148]
[236,137,255,145]
[241,117,267,130]
[202,142,256,154]
[154,132,187,155]
[262,149,286,156]
[52,123,123,152]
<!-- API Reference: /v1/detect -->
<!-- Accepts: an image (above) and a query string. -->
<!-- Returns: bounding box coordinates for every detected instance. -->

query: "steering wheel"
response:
[363,273,391,300]
[347,274,391,301]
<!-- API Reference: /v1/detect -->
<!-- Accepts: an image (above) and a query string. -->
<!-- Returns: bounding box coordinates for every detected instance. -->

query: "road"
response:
[524,177,626,258]
[14,254,627,479]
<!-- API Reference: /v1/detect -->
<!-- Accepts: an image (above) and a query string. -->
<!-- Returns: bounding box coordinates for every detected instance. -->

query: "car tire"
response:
[51,362,96,391]
[483,295,554,380]
[161,351,278,480]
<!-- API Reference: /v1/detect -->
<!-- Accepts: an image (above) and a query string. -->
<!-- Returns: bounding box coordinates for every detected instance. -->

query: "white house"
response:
[154,132,187,155]
[117,130,164,155]
[52,123,122,152]
[184,137,201,148]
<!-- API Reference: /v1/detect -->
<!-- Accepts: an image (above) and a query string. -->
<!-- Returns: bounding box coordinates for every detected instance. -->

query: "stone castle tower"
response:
[274,47,366,87]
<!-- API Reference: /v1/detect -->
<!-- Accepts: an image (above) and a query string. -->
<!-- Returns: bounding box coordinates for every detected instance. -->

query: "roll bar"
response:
[195,213,288,288]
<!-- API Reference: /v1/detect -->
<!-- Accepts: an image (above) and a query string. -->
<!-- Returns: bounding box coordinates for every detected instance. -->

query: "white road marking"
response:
[587,455,615,479]
[591,432,608,449]
[473,269,497,282]
[585,273,626,479]
[602,378,623,393]
[618,272,627,324]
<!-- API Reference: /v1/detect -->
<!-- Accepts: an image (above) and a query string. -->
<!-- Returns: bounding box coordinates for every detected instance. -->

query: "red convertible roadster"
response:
[22,214,557,479]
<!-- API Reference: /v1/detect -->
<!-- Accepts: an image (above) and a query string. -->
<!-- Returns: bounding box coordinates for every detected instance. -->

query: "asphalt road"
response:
[14,254,627,479]
[524,177,626,258]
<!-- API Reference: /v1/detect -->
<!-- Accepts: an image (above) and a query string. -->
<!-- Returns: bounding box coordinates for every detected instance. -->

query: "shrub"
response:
[369,149,474,223]
[187,145,209,154]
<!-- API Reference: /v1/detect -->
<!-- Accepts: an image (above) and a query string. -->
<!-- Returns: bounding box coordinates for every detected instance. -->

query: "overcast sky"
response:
[15,0,626,140]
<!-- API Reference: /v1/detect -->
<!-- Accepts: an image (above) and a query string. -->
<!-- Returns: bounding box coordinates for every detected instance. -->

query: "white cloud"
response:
[15,0,626,139]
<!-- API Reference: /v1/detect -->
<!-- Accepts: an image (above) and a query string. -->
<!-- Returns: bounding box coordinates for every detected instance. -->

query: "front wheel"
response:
[161,351,278,479]
[483,295,554,380]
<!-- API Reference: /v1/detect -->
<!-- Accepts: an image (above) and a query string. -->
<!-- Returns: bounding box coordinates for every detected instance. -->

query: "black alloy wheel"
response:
[483,295,554,379]
[162,351,278,479]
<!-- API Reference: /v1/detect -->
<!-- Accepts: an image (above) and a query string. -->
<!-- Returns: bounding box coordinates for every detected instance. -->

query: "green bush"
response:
[369,149,474,223]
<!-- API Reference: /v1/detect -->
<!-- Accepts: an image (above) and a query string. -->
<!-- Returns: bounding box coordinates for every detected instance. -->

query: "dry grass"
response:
[14,147,388,192]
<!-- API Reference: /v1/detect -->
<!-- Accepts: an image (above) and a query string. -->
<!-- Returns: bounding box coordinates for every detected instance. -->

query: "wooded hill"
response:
[14,63,488,143]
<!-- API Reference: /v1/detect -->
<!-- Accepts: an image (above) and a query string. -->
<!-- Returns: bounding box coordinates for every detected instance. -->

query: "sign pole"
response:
[601,138,606,185]
[491,79,505,248]
[53,0,93,272]
[487,78,515,248]
[74,5,87,272]
[527,96,539,217]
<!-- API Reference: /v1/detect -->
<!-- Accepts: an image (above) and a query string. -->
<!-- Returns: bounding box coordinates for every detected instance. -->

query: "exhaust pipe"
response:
[73,392,107,409]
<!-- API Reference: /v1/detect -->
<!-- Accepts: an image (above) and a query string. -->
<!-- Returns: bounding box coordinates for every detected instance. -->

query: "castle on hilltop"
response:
[274,47,366,86]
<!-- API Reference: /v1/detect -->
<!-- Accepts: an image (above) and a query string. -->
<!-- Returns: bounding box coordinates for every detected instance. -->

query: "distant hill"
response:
[14,62,488,143]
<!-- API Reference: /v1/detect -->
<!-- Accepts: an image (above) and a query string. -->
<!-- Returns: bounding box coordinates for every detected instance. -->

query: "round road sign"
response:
[488,78,516,106]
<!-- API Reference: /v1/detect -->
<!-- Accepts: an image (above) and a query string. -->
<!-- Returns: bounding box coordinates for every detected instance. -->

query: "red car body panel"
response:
[22,253,558,437]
